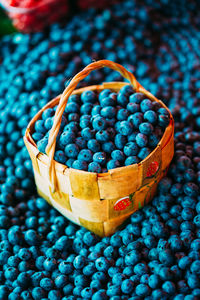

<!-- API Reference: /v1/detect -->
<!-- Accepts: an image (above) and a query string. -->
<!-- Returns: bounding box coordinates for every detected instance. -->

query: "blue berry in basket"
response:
[148,134,160,148]
[129,93,146,104]
[158,114,170,128]
[32,132,44,142]
[81,128,95,140]
[93,152,107,166]
[88,162,102,173]
[78,149,93,163]
[158,107,169,116]
[136,133,148,147]
[91,105,101,116]
[65,144,79,158]
[120,85,135,96]
[66,158,75,167]
[92,116,107,130]
[96,130,110,142]
[138,147,151,160]
[111,150,125,161]
[87,139,101,152]
[102,141,115,154]
[44,118,53,131]
[68,94,80,104]
[92,289,107,300]
[124,142,139,156]
[119,121,133,135]
[117,93,129,107]
[107,159,121,170]
[144,110,157,124]
[35,120,46,134]
[64,122,79,133]
[68,113,79,122]
[128,112,143,128]
[140,99,153,113]
[80,115,91,129]
[121,279,134,294]
[162,281,176,295]
[80,103,94,115]
[117,109,129,121]
[114,134,127,149]
[99,89,111,101]
[135,283,151,297]
[40,277,54,291]
[125,156,139,166]
[65,102,80,114]
[81,90,97,103]
[54,150,66,163]
[101,106,116,118]
[101,96,115,107]
[60,131,76,146]
[127,103,140,114]
[139,122,153,135]
[75,137,87,149]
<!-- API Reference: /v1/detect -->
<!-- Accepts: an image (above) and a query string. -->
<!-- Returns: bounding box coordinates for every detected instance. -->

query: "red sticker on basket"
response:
[114,197,131,211]
[146,161,159,177]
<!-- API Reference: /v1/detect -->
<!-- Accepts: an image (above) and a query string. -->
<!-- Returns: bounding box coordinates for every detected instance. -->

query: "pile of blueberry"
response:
[34,85,170,173]
[0,0,200,298]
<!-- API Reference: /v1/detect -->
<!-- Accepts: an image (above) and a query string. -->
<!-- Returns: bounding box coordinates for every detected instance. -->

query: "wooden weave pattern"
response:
[24,61,174,236]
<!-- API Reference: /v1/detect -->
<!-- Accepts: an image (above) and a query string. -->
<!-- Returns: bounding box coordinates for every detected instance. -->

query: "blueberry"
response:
[136,133,148,147]
[114,134,127,149]
[96,130,110,142]
[101,106,116,118]
[138,147,151,160]
[92,289,107,300]
[87,139,101,152]
[99,89,112,101]
[140,99,153,113]
[127,103,140,114]
[129,93,145,104]
[88,162,102,173]
[91,105,101,116]
[107,159,121,170]
[59,131,76,146]
[65,144,79,158]
[81,90,97,103]
[101,96,115,107]
[93,152,107,166]
[79,115,91,129]
[102,141,115,154]
[117,109,129,120]
[139,122,154,135]
[125,156,139,165]
[78,125,93,140]
[135,283,151,297]
[75,137,87,149]
[129,112,143,128]
[117,93,129,107]
[119,121,133,136]
[144,110,157,124]
[80,103,94,115]
[78,149,93,163]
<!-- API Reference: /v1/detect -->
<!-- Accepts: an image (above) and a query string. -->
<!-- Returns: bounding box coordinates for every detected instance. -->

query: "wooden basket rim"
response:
[24,81,174,177]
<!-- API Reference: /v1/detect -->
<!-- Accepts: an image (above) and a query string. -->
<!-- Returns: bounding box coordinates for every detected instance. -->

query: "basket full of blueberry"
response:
[24,60,174,236]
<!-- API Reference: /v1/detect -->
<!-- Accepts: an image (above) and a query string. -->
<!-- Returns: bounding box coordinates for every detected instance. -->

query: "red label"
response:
[114,197,131,211]
[146,161,159,177]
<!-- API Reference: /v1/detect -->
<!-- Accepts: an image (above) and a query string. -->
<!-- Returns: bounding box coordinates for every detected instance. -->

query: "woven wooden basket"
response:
[24,60,174,237]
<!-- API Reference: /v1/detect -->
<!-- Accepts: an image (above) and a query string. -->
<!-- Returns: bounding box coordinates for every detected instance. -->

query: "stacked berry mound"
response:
[33,85,170,173]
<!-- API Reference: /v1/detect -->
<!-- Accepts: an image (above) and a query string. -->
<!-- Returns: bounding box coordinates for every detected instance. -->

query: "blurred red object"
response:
[0,0,69,32]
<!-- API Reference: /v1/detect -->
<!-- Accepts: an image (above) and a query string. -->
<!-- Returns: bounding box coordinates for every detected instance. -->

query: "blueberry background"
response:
[0,0,200,299]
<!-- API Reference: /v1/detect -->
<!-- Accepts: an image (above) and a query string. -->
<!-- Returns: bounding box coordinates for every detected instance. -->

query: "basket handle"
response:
[45,60,142,192]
